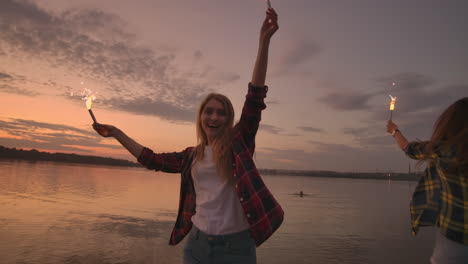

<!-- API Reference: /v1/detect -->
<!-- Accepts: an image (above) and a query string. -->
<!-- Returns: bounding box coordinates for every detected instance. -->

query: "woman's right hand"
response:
[386,120,398,134]
[93,123,119,138]
[260,8,279,41]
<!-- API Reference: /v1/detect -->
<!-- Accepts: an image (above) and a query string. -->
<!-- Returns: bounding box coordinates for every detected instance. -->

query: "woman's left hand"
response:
[260,8,279,41]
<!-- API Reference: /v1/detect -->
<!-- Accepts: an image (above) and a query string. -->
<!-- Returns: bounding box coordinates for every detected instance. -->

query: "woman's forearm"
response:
[113,129,144,159]
[251,39,270,87]
[393,130,409,151]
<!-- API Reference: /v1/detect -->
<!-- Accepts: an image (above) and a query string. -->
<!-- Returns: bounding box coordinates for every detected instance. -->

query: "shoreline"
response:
[0,145,420,181]
[259,169,420,182]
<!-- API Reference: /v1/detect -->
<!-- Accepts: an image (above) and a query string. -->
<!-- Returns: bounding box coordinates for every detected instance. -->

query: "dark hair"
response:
[428,97,468,167]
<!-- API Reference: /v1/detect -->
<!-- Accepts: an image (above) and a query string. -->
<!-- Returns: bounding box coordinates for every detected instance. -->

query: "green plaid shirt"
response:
[406,141,468,244]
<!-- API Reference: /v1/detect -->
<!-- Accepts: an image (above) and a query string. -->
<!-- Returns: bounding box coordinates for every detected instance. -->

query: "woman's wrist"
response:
[391,128,400,136]
[259,37,271,46]
[111,127,123,138]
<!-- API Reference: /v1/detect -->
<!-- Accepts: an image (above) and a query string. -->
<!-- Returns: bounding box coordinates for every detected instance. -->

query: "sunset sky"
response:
[1,0,467,172]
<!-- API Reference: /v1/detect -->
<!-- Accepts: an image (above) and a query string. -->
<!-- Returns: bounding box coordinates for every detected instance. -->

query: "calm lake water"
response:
[0,160,435,264]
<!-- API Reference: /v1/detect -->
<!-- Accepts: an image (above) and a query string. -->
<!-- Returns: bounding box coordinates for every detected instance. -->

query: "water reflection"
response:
[0,160,434,264]
[92,214,173,238]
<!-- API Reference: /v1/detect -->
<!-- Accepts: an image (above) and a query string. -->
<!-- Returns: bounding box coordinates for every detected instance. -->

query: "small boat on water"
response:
[290,191,313,197]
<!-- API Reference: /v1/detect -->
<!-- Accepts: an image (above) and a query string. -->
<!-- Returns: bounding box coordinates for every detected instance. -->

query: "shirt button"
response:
[247,213,251,218]
[240,197,244,202]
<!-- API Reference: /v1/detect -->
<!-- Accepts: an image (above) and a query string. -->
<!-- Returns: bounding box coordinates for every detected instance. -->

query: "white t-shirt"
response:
[191,146,249,235]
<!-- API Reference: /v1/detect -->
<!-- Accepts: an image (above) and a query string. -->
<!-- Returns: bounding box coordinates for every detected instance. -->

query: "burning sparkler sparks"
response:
[389,94,396,120]
[82,88,98,124]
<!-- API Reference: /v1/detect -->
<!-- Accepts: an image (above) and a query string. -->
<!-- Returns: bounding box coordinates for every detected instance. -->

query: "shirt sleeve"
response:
[405,141,430,160]
[237,83,268,152]
[137,147,191,173]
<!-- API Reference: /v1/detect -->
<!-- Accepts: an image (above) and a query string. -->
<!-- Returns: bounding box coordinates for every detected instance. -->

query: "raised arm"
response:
[387,120,431,160]
[251,8,278,87]
[236,8,278,151]
[387,120,409,151]
[93,123,143,159]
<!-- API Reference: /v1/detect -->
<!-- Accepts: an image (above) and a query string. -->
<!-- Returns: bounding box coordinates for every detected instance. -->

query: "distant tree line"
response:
[0,145,421,181]
[0,145,140,167]
[258,168,422,182]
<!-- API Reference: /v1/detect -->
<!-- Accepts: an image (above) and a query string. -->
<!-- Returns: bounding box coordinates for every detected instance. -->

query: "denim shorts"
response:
[183,226,256,264]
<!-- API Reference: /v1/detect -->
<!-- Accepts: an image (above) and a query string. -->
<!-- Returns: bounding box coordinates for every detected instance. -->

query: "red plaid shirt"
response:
[138,84,284,247]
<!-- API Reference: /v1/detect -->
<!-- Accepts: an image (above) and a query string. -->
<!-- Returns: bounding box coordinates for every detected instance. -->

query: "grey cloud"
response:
[388,111,437,140]
[0,0,223,122]
[342,110,437,150]
[213,72,240,83]
[354,135,394,148]
[260,124,284,135]
[257,145,409,172]
[0,118,120,152]
[194,50,203,61]
[297,126,323,133]
[0,137,95,153]
[0,72,12,79]
[369,84,467,122]
[276,40,321,75]
[0,72,39,96]
[373,72,466,114]
[260,124,323,136]
[107,97,196,123]
[300,71,463,164]
[192,65,239,84]
[342,127,369,137]
[259,124,298,136]
[0,84,40,96]
[0,118,96,137]
[320,91,373,111]
[61,9,136,43]
[321,72,466,114]
[0,0,51,24]
[342,126,393,148]
[308,140,357,152]
[283,40,321,65]
[0,0,171,86]
[266,99,280,105]
[376,72,435,92]
[0,72,26,82]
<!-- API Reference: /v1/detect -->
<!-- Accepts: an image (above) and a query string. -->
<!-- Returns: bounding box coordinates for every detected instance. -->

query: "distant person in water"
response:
[387,97,468,264]
[93,8,283,264]
[299,191,304,197]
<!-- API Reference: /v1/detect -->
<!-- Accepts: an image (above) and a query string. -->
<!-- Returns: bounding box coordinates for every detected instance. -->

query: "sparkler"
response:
[388,94,396,121]
[83,89,98,124]
[267,0,272,8]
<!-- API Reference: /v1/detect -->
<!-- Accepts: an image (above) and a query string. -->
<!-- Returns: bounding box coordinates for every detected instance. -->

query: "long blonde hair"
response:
[427,97,468,168]
[193,93,235,182]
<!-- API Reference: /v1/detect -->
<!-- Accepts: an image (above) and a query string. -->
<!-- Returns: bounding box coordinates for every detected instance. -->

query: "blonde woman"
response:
[387,97,468,264]
[94,8,283,264]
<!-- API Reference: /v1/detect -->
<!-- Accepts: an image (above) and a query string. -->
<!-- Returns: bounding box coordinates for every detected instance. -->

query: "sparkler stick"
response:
[267,0,272,8]
[389,95,396,121]
[88,109,97,124]
[85,94,98,124]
